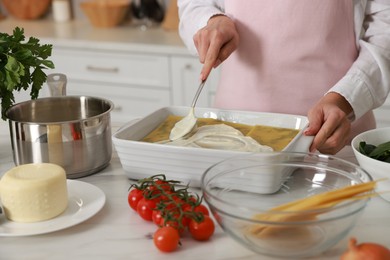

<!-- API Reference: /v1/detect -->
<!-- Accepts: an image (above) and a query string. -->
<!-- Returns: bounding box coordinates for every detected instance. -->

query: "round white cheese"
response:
[0,163,68,223]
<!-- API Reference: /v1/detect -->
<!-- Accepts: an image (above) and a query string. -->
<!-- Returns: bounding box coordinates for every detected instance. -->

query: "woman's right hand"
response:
[193,15,239,81]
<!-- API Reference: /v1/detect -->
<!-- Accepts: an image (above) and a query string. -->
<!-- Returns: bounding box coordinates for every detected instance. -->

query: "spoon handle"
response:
[191,79,206,108]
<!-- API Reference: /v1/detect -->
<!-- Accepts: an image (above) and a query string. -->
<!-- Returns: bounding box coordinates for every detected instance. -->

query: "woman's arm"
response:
[178,0,225,55]
[178,0,239,80]
[329,0,390,120]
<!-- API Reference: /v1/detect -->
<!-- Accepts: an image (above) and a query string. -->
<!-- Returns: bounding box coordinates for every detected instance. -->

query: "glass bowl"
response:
[201,152,372,258]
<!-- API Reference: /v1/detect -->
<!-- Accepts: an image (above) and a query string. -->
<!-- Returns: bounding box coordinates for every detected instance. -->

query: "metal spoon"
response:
[0,204,5,223]
[169,79,206,140]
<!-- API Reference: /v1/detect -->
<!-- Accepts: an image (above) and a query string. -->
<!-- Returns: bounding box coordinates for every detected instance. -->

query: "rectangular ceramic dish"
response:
[112,106,313,193]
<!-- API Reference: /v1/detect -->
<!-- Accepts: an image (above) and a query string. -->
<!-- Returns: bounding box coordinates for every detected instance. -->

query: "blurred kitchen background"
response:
[0,0,224,134]
[0,0,389,132]
[0,0,175,28]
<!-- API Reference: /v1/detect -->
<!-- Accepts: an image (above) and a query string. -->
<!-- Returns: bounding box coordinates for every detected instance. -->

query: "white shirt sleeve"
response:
[329,0,390,120]
[178,0,225,55]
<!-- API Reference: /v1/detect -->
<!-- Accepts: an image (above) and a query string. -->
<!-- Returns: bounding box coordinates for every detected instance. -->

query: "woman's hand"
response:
[304,92,353,155]
[193,15,239,81]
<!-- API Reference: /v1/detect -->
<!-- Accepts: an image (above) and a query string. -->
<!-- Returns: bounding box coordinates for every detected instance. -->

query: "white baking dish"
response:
[112,106,313,192]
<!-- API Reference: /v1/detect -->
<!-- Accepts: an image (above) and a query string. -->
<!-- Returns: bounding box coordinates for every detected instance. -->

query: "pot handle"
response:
[45,73,68,152]
[47,73,67,97]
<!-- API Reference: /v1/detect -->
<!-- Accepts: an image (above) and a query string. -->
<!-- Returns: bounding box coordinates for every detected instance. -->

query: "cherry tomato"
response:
[137,197,157,221]
[154,180,172,191]
[194,204,210,216]
[161,214,189,235]
[182,203,209,219]
[127,188,144,211]
[167,194,183,204]
[153,226,180,252]
[143,185,162,201]
[161,196,183,212]
[188,215,215,241]
[155,190,174,204]
[152,210,163,226]
[187,195,198,204]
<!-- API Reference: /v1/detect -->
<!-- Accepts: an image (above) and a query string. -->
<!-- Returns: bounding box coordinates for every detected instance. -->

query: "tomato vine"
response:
[127,174,215,252]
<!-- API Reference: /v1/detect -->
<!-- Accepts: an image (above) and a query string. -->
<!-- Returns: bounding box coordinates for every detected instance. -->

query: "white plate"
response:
[0,180,106,237]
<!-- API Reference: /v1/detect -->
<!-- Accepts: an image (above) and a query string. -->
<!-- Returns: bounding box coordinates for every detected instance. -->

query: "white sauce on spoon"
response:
[162,124,273,152]
[169,108,197,141]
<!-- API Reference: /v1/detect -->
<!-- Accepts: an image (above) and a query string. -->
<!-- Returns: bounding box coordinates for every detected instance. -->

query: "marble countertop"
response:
[1,128,390,260]
[0,18,190,55]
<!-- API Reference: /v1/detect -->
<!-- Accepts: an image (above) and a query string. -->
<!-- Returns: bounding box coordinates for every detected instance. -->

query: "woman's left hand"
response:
[304,92,353,155]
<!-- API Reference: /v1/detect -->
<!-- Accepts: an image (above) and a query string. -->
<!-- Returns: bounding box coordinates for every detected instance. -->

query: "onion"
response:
[341,237,390,260]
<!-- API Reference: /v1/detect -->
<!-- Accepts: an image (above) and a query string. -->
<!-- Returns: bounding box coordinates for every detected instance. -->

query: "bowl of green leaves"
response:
[352,127,390,202]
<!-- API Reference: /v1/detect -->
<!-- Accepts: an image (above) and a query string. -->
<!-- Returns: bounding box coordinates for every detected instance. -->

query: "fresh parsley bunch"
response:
[0,27,54,120]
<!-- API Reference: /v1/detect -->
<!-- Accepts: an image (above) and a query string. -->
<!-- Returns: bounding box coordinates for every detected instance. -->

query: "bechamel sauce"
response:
[161,124,273,152]
[169,109,197,141]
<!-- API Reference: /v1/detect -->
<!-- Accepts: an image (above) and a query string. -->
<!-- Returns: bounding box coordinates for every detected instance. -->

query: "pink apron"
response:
[215,0,375,141]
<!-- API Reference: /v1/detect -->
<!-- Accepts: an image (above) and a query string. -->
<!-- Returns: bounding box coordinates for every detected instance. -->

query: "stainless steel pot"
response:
[5,75,114,178]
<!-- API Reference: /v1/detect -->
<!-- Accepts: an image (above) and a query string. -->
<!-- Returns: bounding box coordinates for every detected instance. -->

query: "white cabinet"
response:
[47,46,221,125]
[171,56,220,108]
[51,48,171,88]
[62,79,171,123]
[50,47,173,124]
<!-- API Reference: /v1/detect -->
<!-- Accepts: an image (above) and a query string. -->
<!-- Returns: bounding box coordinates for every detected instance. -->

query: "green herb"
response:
[359,141,390,163]
[0,27,54,120]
